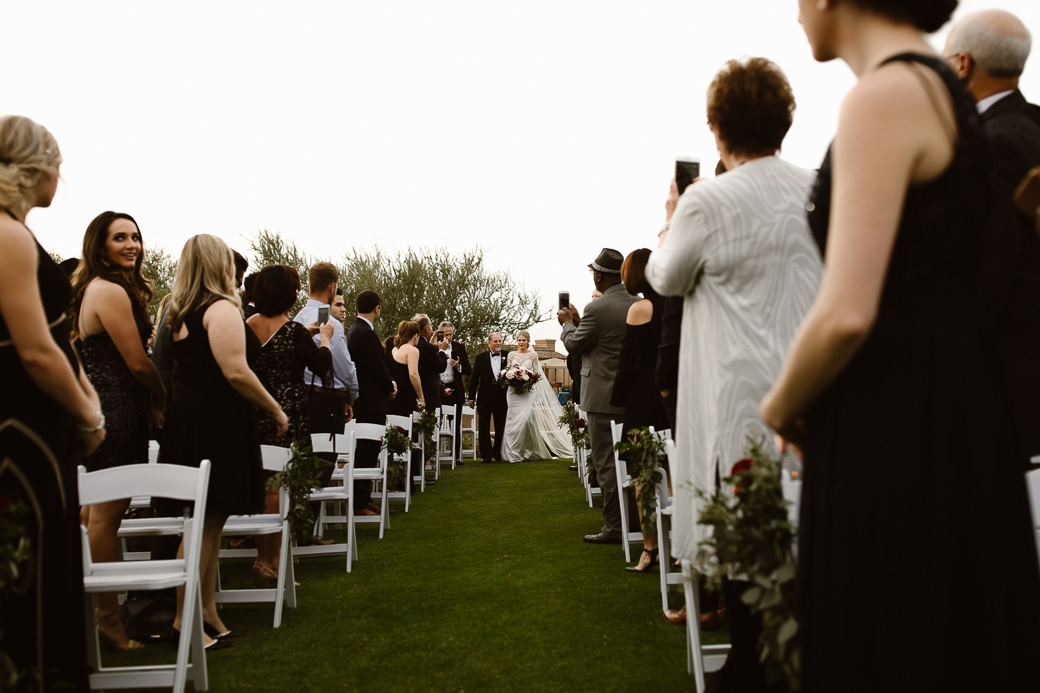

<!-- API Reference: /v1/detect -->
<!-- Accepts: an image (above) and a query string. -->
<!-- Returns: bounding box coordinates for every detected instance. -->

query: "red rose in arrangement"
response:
[396,426,407,435]
[577,418,585,428]
[731,458,754,476]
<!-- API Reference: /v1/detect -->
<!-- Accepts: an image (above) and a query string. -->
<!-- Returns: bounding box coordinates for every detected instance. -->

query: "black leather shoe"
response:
[568,465,577,471]
[456,460,464,466]
[583,532,622,545]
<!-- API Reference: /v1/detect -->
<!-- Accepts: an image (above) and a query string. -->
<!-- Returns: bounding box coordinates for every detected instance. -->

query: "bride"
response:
[501,330,572,462]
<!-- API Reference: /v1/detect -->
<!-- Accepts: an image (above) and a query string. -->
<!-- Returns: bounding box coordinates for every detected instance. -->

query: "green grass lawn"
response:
[102,458,728,692]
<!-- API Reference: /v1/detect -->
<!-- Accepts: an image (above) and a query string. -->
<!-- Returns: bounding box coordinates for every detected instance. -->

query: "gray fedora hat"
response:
[588,248,624,274]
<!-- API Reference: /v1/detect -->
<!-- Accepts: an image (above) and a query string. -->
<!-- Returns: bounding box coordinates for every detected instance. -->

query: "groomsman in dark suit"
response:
[467,333,509,463]
[347,290,396,514]
[437,321,471,463]
[413,314,449,412]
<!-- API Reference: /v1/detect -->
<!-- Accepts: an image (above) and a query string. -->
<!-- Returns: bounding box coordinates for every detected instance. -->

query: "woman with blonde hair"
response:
[160,233,288,647]
[72,211,167,651]
[501,329,571,462]
[0,115,96,687]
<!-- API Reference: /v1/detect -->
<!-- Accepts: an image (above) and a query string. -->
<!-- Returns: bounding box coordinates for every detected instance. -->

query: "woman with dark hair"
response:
[387,321,425,493]
[247,264,333,579]
[646,56,823,690]
[0,114,96,689]
[71,210,167,651]
[610,248,668,574]
[760,1,1040,689]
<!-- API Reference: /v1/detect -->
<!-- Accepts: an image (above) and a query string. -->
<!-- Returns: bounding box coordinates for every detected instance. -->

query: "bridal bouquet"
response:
[497,365,540,395]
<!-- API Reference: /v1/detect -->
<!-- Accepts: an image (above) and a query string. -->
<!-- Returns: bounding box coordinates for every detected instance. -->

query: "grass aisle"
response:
[108,459,715,692]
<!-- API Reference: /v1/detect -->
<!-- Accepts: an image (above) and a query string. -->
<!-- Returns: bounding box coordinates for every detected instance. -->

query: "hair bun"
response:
[856,0,958,33]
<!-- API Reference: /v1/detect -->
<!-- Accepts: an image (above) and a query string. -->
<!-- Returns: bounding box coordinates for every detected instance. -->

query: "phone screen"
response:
[558,291,570,311]
[676,157,701,195]
[317,305,330,326]
[436,330,444,341]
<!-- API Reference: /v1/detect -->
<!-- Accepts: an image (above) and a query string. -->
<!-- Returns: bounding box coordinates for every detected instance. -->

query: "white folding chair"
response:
[348,422,391,537]
[120,440,163,561]
[610,420,644,563]
[386,414,414,512]
[412,412,428,493]
[655,463,683,614]
[681,559,730,688]
[297,432,357,572]
[436,404,457,472]
[1025,466,1040,570]
[460,405,477,459]
[216,445,297,627]
[79,461,211,693]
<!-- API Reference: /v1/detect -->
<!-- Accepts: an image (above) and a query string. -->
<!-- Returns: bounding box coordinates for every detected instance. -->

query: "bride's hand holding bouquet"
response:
[497,365,540,395]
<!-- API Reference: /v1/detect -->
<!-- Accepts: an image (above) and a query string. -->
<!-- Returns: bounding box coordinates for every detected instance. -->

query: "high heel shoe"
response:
[663,605,687,626]
[625,547,659,573]
[253,564,278,588]
[96,610,144,652]
[170,626,231,651]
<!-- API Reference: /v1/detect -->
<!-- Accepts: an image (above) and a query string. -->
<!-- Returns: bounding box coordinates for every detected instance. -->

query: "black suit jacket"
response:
[468,350,510,404]
[417,336,448,410]
[444,341,472,399]
[346,317,394,419]
[980,90,1040,195]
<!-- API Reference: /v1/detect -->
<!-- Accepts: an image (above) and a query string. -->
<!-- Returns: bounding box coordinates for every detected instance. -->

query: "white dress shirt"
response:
[977,89,1016,115]
[489,350,502,379]
[293,299,359,401]
[440,343,456,384]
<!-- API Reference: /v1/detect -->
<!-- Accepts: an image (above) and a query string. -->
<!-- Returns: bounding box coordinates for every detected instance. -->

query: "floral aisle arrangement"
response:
[612,427,665,537]
[383,424,414,489]
[266,438,330,546]
[497,365,540,395]
[558,403,592,480]
[695,436,800,691]
[413,411,438,464]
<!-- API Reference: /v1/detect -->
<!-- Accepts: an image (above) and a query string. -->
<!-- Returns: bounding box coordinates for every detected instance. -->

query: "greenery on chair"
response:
[266,439,329,546]
[383,424,414,489]
[613,427,665,537]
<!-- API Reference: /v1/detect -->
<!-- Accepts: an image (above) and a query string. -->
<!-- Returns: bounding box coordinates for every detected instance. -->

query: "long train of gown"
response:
[501,351,572,462]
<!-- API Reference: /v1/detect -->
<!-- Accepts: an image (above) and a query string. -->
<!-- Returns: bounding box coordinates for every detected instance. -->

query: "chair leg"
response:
[283,525,297,609]
[618,486,631,563]
[84,593,101,673]
[658,512,671,613]
[682,560,706,690]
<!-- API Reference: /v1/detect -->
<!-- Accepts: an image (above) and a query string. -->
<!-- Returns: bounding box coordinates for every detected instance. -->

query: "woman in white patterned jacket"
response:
[644,57,822,688]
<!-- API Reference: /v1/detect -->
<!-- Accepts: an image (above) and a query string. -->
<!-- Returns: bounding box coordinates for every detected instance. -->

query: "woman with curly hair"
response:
[646,56,823,690]
[72,211,167,651]
[761,0,1040,689]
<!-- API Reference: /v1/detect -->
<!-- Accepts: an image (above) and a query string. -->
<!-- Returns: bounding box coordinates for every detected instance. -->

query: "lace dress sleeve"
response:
[292,322,334,390]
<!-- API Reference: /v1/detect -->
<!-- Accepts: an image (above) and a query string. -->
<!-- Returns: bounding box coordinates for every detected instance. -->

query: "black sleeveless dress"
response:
[80,304,153,471]
[159,301,265,517]
[0,211,88,690]
[387,355,418,417]
[799,54,1040,691]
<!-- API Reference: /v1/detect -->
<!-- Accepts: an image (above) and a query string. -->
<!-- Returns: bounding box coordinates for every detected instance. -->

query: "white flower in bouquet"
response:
[522,373,530,381]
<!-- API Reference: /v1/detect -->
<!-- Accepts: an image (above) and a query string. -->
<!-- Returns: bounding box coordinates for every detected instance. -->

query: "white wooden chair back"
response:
[351,423,391,537]
[298,432,357,572]
[385,414,415,512]
[609,419,642,563]
[460,405,477,459]
[437,403,458,472]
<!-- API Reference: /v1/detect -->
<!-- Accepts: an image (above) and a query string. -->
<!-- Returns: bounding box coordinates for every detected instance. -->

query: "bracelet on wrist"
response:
[79,411,106,433]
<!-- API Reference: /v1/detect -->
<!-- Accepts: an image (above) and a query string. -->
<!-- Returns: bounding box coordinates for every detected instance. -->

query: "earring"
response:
[816,0,826,8]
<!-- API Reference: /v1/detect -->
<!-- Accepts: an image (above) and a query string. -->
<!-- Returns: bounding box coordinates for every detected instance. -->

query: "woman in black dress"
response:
[761,1,1040,689]
[387,321,425,493]
[0,115,100,689]
[161,234,288,648]
[247,264,332,582]
[611,249,668,574]
[71,211,167,651]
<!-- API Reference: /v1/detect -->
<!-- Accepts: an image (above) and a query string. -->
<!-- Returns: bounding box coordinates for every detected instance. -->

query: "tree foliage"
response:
[142,246,178,316]
[245,229,546,355]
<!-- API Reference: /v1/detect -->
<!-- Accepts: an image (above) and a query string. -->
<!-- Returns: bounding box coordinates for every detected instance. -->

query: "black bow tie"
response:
[490,353,499,358]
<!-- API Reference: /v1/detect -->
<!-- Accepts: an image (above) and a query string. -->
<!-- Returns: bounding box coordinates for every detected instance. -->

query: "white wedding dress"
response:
[501,350,573,462]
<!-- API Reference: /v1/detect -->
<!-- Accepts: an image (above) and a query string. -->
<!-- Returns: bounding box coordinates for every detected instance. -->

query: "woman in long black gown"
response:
[761,1,1040,690]
[0,115,102,691]
[610,248,668,574]
[387,321,425,494]
[160,234,288,648]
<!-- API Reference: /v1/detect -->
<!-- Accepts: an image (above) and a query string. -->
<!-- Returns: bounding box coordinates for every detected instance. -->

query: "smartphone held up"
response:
[317,304,330,326]
[675,156,700,195]
[558,290,570,311]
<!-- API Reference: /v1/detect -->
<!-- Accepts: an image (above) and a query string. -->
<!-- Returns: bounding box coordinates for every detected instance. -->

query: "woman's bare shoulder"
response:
[627,299,653,325]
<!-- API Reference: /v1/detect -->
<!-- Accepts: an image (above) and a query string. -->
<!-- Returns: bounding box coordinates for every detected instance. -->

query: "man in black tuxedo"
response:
[413,314,449,411]
[945,10,1040,194]
[437,321,471,463]
[347,290,396,514]
[467,333,508,463]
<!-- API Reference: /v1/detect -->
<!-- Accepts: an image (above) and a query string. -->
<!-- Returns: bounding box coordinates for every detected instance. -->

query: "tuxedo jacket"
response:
[980,90,1040,195]
[346,317,393,420]
[468,350,510,406]
[416,336,448,410]
[444,341,472,399]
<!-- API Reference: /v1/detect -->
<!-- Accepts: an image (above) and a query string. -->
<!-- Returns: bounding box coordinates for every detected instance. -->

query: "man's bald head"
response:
[946,9,1031,79]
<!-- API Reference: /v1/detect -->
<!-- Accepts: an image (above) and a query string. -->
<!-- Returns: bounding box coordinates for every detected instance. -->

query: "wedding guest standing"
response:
[467,333,509,463]
[413,314,448,412]
[0,114,96,690]
[348,291,397,513]
[646,57,821,688]
[438,321,471,463]
[559,248,638,545]
[610,248,668,573]
[70,211,167,651]
[161,234,287,648]
[387,320,425,493]
[247,264,333,578]
[761,1,1040,689]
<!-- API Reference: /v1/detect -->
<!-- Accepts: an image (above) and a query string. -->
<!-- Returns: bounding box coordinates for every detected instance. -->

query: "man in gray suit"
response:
[559,248,638,544]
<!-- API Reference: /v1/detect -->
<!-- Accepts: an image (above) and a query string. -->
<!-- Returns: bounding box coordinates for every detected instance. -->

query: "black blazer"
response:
[468,350,510,404]
[346,317,394,419]
[980,90,1040,195]
[445,341,472,396]
[416,336,448,410]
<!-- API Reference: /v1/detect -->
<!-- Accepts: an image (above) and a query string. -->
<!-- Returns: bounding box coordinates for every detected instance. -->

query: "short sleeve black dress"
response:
[0,212,88,690]
[80,302,153,471]
[159,301,265,517]
[798,54,1040,691]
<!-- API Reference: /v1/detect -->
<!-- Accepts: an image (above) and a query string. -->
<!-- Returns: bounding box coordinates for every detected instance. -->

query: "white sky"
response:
[9,0,1040,351]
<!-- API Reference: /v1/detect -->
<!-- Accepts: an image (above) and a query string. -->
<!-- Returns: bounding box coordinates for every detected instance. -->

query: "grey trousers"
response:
[587,411,622,537]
